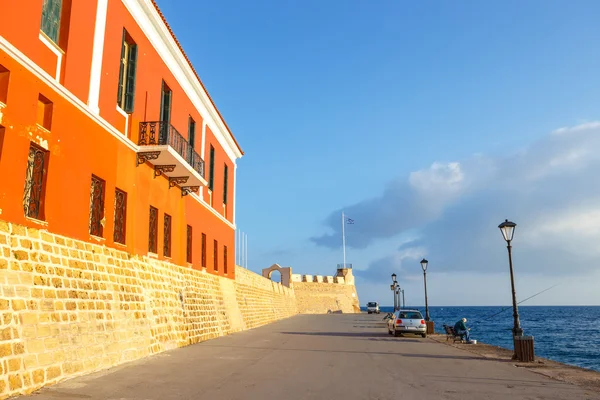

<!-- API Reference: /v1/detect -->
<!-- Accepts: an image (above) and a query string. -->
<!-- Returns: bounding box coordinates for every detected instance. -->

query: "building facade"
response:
[0,0,243,277]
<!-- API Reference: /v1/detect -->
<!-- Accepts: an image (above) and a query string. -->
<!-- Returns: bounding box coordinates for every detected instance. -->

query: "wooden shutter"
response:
[124,43,138,113]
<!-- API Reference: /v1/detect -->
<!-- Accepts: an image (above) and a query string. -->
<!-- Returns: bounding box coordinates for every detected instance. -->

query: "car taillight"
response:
[396,319,402,324]
[421,320,425,324]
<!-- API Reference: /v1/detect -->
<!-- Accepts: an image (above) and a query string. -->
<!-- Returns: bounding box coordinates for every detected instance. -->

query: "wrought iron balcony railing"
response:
[139,121,205,178]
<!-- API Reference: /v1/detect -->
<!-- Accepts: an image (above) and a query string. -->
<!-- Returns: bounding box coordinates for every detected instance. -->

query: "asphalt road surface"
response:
[17,314,599,400]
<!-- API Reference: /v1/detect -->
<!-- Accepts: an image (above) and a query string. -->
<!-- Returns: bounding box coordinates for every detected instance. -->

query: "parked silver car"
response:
[387,309,427,338]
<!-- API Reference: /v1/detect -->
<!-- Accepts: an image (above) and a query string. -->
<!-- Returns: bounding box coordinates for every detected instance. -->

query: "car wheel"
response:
[421,333,427,338]
[368,312,371,314]
[394,330,401,337]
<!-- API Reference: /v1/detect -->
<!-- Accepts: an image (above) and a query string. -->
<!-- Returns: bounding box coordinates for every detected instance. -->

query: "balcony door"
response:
[159,81,172,143]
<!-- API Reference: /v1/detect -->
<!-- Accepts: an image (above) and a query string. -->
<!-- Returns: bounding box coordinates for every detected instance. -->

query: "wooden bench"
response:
[443,324,465,343]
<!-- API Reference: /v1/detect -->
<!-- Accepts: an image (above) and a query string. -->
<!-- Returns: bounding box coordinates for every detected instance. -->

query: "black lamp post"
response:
[401,289,405,309]
[498,219,523,340]
[396,287,401,309]
[420,258,430,321]
[391,273,397,311]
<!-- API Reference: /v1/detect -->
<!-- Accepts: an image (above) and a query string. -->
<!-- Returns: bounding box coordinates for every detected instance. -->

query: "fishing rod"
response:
[471,283,559,326]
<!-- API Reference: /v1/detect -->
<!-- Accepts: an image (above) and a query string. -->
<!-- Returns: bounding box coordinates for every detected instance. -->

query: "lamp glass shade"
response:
[420,258,428,272]
[391,273,397,282]
[498,219,517,242]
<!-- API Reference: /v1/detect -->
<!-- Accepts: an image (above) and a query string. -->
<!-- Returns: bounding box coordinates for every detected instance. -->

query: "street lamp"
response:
[420,258,430,321]
[401,289,405,309]
[498,219,523,340]
[391,273,399,311]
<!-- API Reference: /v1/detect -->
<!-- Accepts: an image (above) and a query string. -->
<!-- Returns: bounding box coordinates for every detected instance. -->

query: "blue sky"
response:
[157,0,600,306]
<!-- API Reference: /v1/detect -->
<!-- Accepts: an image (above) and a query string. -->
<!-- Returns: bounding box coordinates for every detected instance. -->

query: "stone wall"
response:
[0,221,296,399]
[293,282,360,314]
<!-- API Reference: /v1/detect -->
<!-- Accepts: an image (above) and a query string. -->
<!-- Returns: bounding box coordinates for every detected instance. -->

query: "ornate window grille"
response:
[201,233,207,268]
[186,225,193,263]
[23,143,48,220]
[163,213,172,257]
[149,206,158,253]
[113,189,127,244]
[213,239,218,271]
[89,175,106,237]
[224,245,228,274]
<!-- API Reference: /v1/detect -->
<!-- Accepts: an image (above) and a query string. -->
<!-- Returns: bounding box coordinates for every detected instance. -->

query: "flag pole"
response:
[342,211,346,269]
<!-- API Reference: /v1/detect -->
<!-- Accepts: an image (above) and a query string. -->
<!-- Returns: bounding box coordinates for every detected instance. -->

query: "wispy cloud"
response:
[312,121,600,281]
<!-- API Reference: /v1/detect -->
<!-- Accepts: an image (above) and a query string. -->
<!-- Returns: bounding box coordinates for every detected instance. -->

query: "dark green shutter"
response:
[124,44,137,113]
[117,30,126,106]
[208,146,215,191]
[223,164,228,204]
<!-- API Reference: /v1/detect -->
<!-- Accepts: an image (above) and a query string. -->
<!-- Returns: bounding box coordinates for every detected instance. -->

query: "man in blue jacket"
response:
[454,318,471,342]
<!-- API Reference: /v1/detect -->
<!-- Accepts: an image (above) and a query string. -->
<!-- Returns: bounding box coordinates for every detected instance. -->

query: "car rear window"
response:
[399,312,423,319]
[367,302,377,307]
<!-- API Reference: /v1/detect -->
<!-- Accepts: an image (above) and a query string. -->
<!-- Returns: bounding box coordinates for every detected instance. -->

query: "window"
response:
[89,175,105,237]
[113,189,127,244]
[40,0,63,43]
[223,164,228,205]
[223,245,228,274]
[163,214,172,257]
[37,94,53,131]
[23,143,49,220]
[160,81,172,124]
[149,206,158,253]
[117,30,138,113]
[208,145,215,191]
[188,117,196,150]
[0,65,9,104]
[201,233,207,268]
[186,225,193,264]
[213,239,218,271]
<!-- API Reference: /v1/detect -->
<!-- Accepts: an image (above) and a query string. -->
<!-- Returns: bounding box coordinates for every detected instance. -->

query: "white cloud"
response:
[314,121,600,282]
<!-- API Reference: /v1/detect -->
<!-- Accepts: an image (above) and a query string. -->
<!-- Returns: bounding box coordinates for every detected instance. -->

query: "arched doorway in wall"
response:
[269,269,282,283]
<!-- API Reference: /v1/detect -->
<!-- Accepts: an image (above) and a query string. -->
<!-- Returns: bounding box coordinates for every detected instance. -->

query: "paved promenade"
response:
[16,314,599,400]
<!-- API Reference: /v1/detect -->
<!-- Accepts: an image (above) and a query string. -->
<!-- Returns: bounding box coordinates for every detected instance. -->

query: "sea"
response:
[360,305,600,372]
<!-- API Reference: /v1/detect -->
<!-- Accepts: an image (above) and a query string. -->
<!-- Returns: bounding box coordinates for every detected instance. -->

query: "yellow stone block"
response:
[26,340,44,354]
[0,299,8,310]
[12,300,27,311]
[0,343,11,357]
[44,338,59,350]
[37,353,54,366]
[20,313,38,325]
[8,358,21,372]
[32,368,45,384]
[36,325,51,337]
[46,365,61,380]
[13,250,29,260]
[12,342,25,355]
[8,373,23,390]
[0,380,5,394]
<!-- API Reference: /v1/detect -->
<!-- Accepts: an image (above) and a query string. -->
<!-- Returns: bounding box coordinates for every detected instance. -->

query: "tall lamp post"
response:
[396,287,401,309]
[401,289,405,309]
[420,258,430,321]
[498,219,523,341]
[391,274,397,311]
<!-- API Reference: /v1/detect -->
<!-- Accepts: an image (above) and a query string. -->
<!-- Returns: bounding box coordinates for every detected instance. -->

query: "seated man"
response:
[454,318,471,342]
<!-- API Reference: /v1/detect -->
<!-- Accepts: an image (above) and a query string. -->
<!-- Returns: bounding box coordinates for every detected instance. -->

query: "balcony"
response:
[137,121,207,195]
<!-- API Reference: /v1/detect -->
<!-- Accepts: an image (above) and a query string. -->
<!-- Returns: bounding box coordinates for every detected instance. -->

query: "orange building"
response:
[0,0,243,277]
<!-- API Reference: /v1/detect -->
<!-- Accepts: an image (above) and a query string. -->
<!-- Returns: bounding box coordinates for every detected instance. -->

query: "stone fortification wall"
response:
[291,270,360,314]
[0,221,296,399]
[293,282,360,314]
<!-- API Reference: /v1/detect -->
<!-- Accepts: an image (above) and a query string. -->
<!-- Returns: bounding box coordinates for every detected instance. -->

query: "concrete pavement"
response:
[16,314,599,400]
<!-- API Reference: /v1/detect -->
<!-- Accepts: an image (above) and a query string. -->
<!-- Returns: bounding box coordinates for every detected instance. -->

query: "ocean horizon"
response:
[361,305,600,373]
